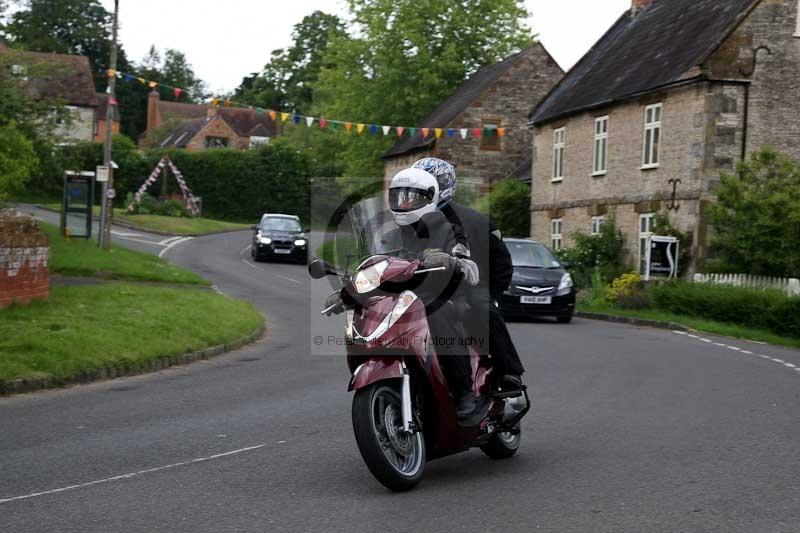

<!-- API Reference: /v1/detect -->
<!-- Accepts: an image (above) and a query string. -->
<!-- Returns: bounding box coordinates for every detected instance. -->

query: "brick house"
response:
[0,46,109,143]
[528,0,800,275]
[382,43,564,187]
[142,90,279,150]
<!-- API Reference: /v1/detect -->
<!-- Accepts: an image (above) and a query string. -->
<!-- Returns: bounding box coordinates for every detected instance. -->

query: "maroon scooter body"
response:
[344,256,504,460]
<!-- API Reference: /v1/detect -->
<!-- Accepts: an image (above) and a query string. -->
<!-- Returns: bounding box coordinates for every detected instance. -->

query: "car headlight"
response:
[260,237,272,245]
[354,260,389,294]
[557,273,573,295]
[294,239,307,246]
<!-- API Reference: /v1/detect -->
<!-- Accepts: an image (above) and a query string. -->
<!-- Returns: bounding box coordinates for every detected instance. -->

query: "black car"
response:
[251,214,309,264]
[499,238,576,323]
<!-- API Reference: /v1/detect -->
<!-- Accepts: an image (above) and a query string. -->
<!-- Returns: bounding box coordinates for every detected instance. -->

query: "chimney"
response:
[631,0,654,15]
[147,89,160,131]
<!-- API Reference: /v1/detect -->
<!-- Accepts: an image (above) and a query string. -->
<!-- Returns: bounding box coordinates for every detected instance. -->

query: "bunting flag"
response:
[109,97,118,106]
[108,68,524,143]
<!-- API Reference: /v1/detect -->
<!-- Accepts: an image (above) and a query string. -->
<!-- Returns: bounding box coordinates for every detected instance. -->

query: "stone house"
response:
[142,90,279,150]
[528,0,800,275]
[382,43,564,187]
[0,45,110,143]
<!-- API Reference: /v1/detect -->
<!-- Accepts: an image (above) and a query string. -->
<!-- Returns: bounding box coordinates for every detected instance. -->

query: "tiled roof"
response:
[157,100,208,122]
[383,44,550,159]
[1,48,97,107]
[529,0,759,124]
[157,108,280,148]
[158,117,208,148]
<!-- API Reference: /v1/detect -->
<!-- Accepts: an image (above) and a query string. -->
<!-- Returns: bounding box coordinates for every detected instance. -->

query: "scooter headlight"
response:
[387,292,417,328]
[354,260,389,294]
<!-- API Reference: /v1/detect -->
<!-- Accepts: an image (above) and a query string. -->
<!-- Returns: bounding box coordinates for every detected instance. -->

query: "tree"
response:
[0,121,38,201]
[709,147,800,277]
[477,178,531,238]
[314,0,533,175]
[236,11,346,114]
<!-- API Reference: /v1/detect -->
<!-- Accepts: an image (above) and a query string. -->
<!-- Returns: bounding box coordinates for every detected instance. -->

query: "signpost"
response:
[645,236,680,281]
[61,171,95,239]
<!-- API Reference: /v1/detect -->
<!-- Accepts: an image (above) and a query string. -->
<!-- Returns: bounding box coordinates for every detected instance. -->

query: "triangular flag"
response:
[434,128,443,139]
[292,114,301,124]
[173,87,182,99]
[106,69,116,78]
[396,127,405,136]
[115,71,122,79]
[331,121,340,130]
[123,74,134,82]
[268,110,277,120]
[368,124,379,134]
[497,127,506,137]
[382,125,390,135]
[447,128,456,138]
[138,77,146,85]
[319,118,328,128]
[421,128,430,138]
[149,81,157,89]
[460,128,468,139]
[255,107,264,115]
[356,123,365,134]
[344,122,352,132]
[211,97,219,107]
[409,127,418,136]
[281,112,290,122]
[109,97,118,106]
[483,126,496,136]
[306,116,314,127]
[224,99,232,107]
[471,128,482,138]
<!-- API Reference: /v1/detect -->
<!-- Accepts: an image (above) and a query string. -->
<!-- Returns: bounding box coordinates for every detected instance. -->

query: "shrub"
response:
[477,178,530,238]
[650,282,800,338]
[606,272,649,309]
[557,216,627,289]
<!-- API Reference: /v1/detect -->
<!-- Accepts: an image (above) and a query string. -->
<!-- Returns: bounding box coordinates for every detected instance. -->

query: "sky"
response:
[98,0,631,95]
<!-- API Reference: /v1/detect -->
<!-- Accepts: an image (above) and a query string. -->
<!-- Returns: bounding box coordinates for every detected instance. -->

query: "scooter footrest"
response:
[492,386,526,400]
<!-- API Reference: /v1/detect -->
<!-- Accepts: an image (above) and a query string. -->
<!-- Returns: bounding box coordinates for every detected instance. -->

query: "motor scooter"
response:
[309,254,530,491]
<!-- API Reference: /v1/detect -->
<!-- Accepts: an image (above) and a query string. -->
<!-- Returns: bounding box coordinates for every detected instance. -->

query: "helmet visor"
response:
[389,187,434,213]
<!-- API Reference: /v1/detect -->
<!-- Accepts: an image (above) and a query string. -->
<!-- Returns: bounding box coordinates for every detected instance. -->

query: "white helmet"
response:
[388,167,440,226]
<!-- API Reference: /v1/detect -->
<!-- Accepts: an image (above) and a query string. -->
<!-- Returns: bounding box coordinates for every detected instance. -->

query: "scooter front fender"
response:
[348,359,403,391]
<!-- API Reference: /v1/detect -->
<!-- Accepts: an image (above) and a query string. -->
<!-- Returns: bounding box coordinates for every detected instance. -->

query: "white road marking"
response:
[276,274,302,285]
[111,231,144,238]
[240,244,252,256]
[112,235,168,247]
[0,443,268,505]
[158,237,193,258]
[158,236,184,246]
[673,332,798,377]
[242,258,258,270]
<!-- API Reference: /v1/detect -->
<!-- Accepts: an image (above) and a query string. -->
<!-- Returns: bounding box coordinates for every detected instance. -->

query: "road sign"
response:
[96,165,110,183]
[106,188,116,199]
[645,236,679,280]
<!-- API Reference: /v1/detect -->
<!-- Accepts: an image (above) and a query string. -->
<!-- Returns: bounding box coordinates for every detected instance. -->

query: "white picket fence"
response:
[693,273,800,296]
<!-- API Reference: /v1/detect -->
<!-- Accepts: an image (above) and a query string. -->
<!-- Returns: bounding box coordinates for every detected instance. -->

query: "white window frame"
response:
[592,116,608,176]
[638,213,656,274]
[796,0,800,37]
[552,127,565,182]
[551,218,563,251]
[249,135,270,148]
[591,215,605,235]
[642,103,662,169]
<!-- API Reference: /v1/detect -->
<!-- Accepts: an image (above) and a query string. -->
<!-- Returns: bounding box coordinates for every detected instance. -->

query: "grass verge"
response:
[38,203,249,236]
[578,302,800,350]
[42,223,207,285]
[0,283,264,382]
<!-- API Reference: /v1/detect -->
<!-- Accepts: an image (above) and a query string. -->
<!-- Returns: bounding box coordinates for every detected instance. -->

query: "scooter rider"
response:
[411,157,526,389]
[382,167,488,423]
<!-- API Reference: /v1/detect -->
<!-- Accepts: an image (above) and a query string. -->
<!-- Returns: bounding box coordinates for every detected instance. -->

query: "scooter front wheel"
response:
[352,382,425,491]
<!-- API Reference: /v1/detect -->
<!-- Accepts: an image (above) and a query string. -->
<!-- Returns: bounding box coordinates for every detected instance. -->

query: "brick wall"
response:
[185,115,242,151]
[0,209,50,308]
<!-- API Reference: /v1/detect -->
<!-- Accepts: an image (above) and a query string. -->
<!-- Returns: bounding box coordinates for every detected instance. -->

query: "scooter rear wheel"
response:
[352,382,425,491]
[480,427,521,459]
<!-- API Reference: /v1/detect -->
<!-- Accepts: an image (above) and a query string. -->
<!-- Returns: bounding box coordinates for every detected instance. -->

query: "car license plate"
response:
[274,248,292,254]
[521,295,551,304]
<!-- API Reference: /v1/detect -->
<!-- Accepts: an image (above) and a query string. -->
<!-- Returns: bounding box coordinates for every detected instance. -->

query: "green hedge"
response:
[650,282,800,338]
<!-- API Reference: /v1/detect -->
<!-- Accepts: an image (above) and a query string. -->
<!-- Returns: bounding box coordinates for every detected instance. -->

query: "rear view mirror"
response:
[308,259,338,279]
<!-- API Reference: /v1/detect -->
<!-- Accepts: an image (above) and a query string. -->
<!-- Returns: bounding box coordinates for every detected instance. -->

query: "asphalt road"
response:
[1,226,799,532]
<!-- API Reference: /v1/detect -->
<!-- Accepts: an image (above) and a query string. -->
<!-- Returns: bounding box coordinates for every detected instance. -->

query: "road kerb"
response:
[576,311,689,332]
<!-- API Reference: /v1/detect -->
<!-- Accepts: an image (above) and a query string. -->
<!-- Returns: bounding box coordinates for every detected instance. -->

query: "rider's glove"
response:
[323,290,345,316]
[421,249,480,287]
